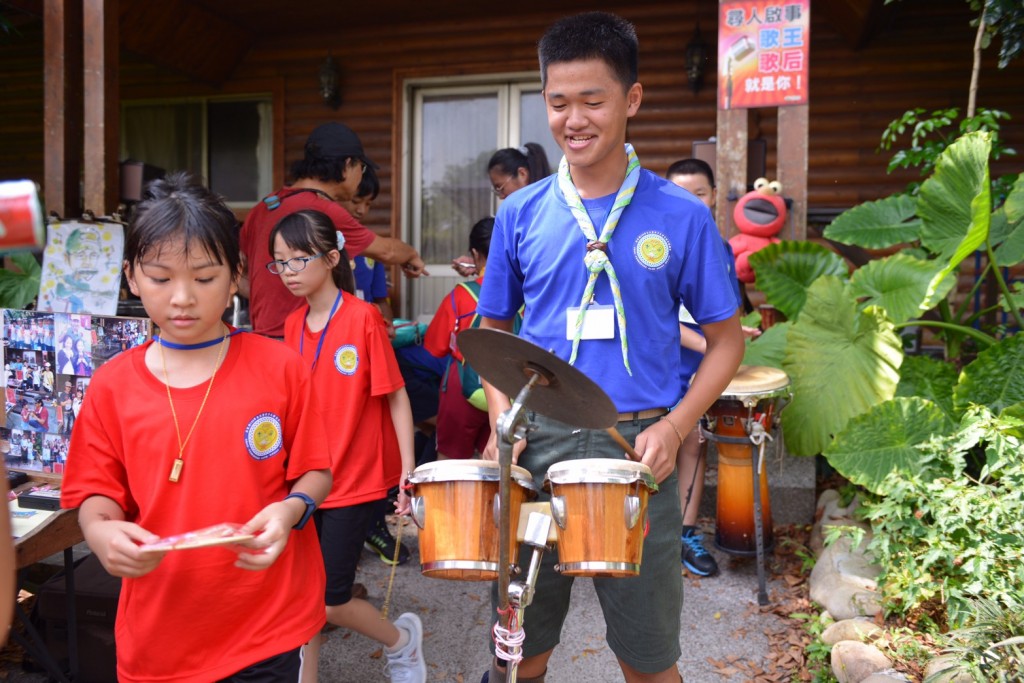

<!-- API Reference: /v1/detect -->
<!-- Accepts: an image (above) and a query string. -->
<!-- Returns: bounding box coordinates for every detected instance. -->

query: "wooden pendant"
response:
[169,458,184,483]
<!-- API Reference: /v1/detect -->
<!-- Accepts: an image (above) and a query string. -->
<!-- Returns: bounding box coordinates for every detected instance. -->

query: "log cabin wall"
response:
[1,0,1021,314]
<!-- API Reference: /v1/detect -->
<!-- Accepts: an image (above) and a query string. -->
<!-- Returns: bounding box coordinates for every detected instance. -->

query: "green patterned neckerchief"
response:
[558,143,641,375]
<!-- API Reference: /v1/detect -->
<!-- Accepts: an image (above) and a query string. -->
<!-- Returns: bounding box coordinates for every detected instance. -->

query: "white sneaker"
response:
[385,612,426,683]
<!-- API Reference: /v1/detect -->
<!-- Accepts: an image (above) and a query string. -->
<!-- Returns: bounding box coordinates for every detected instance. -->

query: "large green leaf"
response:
[748,241,848,321]
[993,174,1024,266]
[780,276,904,456]
[849,253,955,325]
[0,252,42,309]
[918,132,992,273]
[740,321,790,369]
[823,194,922,248]
[954,333,1024,416]
[895,354,958,420]
[823,397,954,495]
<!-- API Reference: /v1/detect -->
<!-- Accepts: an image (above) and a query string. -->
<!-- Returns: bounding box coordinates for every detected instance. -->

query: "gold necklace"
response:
[159,329,229,483]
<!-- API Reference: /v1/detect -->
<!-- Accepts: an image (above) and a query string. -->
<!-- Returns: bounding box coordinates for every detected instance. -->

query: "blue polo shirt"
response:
[353,256,388,303]
[478,169,737,412]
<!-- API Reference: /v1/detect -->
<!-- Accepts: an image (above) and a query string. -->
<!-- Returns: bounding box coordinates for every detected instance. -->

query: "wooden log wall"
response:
[1,0,1021,315]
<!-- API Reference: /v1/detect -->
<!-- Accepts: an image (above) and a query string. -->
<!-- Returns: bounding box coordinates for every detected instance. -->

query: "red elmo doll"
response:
[729,177,787,283]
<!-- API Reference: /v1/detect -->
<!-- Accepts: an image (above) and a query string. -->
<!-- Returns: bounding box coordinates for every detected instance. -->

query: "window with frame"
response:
[404,77,561,319]
[120,96,273,207]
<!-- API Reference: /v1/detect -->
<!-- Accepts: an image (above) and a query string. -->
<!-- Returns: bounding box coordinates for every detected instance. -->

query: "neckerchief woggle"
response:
[558,143,640,375]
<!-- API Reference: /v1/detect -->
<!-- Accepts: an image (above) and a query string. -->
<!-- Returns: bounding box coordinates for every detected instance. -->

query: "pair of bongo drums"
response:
[407,458,657,581]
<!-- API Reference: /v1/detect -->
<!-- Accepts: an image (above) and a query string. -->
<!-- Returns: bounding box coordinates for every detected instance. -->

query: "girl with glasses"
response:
[269,209,427,683]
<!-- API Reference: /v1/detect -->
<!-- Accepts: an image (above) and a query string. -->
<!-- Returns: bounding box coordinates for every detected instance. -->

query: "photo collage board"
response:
[3,309,151,473]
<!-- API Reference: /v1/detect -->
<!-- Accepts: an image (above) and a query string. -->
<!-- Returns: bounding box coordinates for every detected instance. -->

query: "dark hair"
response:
[268,210,355,294]
[289,155,352,184]
[468,217,495,256]
[355,165,380,201]
[538,12,638,92]
[125,171,241,279]
[666,158,716,187]
[488,143,552,183]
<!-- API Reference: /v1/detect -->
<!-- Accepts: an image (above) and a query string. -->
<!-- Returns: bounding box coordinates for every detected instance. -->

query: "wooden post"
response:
[43,0,83,219]
[715,107,748,240]
[777,104,809,240]
[83,0,119,216]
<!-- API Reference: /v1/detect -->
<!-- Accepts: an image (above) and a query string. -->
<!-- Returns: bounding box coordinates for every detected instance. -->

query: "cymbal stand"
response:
[494,374,540,680]
[500,511,553,683]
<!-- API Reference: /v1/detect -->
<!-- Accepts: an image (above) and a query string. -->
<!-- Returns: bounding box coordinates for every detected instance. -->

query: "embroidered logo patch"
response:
[334,345,358,375]
[245,413,282,460]
[634,232,670,270]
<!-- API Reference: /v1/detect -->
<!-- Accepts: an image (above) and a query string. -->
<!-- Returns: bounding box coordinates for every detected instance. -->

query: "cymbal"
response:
[457,328,618,430]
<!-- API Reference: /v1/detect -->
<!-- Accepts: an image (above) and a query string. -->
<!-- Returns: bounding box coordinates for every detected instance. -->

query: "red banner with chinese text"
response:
[718,0,810,110]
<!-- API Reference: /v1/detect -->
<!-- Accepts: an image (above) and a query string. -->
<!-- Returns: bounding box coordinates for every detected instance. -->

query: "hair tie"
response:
[518,145,529,156]
[336,230,346,250]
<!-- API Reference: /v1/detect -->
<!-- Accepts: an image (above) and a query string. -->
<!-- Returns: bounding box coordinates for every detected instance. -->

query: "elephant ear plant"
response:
[747,130,1024,629]
[0,251,41,310]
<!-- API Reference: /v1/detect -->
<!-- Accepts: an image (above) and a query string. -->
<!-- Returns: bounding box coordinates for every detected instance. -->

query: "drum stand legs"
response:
[701,424,773,606]
[749,430,770,606]
[494,374,541,683]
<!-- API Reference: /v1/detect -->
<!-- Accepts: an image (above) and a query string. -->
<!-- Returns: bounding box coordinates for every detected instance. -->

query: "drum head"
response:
[722,365,790,401]
[408,459,537,491]
[545,458,657,491]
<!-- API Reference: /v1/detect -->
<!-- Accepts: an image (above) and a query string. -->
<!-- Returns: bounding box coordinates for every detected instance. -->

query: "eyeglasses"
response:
[492,176,515,197]
[265,253,325,274]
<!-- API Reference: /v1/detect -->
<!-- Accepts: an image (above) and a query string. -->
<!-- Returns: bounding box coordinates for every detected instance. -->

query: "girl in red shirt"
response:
[60,173,332,683]
[270,209,426,683]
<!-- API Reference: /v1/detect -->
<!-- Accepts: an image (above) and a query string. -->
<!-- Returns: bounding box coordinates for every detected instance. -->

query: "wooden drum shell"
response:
[545,459,657,578]
[408,460,537,581]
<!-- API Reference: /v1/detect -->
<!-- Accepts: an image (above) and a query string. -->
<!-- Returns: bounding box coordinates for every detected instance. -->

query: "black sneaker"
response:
[681,528,718,577]
[365,520,411,566]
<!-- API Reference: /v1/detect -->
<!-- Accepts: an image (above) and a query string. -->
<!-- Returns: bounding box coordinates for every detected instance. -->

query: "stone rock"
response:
[831,641,893,683]
[821,618,883,645]
[811,489,871,555]
[809,535,882,620]
[816,488,841,514]
[861,673,910,682]
[923,655,974,683]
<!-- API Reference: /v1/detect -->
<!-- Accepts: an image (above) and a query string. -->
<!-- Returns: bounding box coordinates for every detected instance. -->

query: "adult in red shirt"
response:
[240,122,427,337]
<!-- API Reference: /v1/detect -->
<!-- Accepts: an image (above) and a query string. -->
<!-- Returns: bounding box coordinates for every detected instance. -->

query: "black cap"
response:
[304,122,380,170]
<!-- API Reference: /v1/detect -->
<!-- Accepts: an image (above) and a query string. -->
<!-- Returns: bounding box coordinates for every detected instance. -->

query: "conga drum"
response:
[707,365,789,556]
[407,459,538,581]
[544,459,658,577]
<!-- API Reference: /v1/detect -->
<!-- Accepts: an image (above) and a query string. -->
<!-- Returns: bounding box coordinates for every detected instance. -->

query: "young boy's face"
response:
[340,194,373,221]
[669,173,716,210]
[544,58,641,186]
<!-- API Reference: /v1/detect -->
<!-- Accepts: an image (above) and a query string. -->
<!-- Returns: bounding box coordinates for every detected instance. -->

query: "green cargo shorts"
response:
[489,412,683,674]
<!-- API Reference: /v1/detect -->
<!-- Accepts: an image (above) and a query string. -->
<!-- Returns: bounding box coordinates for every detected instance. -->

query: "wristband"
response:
[285,491,316,530]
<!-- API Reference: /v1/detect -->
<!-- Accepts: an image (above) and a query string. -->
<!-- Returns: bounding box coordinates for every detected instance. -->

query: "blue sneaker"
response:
[681,528,719,576]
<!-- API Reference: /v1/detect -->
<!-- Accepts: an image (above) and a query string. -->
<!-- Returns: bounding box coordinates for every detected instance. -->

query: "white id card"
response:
[565,304,615,340]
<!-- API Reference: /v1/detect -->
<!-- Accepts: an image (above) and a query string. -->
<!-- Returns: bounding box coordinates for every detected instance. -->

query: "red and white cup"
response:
[0,180,45,251]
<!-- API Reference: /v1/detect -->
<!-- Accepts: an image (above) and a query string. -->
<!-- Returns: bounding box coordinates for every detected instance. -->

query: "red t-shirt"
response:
[284,292,405,508]
[423,277,484,362]
[240,187,377,337]
[60,333,330,683]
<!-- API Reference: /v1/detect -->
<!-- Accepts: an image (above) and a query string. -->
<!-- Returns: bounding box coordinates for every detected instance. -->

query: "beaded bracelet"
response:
[660,416,685,448]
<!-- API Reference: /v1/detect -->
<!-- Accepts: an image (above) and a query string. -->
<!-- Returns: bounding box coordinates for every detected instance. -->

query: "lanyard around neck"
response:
[558,143,641,375]
[301,290,342,371]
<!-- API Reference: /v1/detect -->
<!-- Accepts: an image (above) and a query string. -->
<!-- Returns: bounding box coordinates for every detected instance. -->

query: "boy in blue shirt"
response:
[477,12,744,683]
